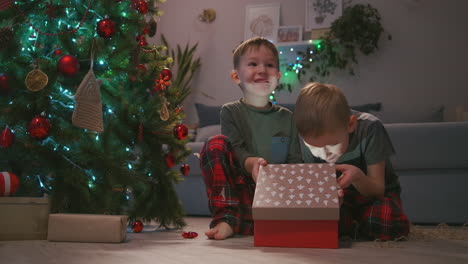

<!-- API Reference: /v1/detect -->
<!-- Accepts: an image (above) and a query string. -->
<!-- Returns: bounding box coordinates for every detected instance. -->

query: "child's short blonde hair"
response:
[232,37,279,70]
[294,82,351,137]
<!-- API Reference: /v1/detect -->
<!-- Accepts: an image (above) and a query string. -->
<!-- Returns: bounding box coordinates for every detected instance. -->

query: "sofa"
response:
[174,107,468,224]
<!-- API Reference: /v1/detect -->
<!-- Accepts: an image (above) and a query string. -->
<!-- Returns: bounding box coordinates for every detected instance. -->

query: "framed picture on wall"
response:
[277,25,303,43]
[244,3,280,42]
[305,0,342,31]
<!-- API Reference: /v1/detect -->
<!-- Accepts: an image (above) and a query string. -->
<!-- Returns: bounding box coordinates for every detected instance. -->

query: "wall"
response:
[153,0,468,124]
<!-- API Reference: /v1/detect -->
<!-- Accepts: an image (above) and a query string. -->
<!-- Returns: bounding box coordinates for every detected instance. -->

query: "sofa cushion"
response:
[195,103,222,128]
[195,125,221,142]
[385,121,468,170]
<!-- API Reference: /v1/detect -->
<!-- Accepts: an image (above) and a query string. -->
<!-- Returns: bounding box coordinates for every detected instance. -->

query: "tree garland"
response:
[14,0,93,36]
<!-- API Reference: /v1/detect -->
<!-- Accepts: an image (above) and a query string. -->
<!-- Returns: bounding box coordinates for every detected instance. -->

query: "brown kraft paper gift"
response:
[0,197,49,240]
[47,213,128,243]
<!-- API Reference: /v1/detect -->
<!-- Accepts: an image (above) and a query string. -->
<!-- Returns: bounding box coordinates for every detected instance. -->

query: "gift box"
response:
[253,163,340,248]
[0,197,49,240]
[47,213,128,243]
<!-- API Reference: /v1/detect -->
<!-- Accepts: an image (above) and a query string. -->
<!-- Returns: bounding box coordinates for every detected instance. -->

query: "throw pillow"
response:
[195,125,222,142]
[195,103,222,128]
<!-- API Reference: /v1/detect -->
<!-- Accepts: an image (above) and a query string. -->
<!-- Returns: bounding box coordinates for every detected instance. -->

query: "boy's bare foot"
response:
[205,222,234,240]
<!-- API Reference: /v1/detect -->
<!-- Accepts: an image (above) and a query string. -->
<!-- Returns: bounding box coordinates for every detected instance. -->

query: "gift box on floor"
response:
[253,163,340,248]
[47,213,128,243]
[0,197,49,240]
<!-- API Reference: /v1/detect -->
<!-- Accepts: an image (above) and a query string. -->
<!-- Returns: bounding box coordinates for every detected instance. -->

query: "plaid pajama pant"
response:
[339,189,410,241]
[200,135,410,240]
[200,135,255,235]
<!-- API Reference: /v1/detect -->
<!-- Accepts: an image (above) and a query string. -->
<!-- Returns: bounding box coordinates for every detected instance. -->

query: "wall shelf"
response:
[275,40,317,48]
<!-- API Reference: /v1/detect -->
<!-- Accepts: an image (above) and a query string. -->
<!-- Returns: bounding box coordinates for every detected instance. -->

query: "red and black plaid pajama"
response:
[339,189,410,241]
[199,135,255,235]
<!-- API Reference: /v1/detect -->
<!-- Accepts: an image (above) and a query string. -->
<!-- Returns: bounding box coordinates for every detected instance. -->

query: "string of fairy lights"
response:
[269,40,322,104]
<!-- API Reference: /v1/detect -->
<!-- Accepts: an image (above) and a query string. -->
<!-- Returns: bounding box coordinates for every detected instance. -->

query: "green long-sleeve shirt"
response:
[220,99,303,175]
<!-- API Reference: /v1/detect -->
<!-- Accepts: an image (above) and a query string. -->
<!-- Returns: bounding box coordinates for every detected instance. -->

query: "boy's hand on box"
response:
[251,157,267,182]
[337,188,344,206]
[335,164,365,189]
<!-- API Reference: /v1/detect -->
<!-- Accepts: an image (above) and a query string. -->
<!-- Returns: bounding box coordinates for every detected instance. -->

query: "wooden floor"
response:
[1,217,467,264]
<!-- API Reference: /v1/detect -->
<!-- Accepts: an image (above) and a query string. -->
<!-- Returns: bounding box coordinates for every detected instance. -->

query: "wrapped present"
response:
[253,163,340,248]
[47,214,128,243]
[0,197,49,240]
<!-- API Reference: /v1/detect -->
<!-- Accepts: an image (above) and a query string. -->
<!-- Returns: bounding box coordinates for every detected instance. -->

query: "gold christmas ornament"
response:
[160,97,170,121]
[25,69,49,91]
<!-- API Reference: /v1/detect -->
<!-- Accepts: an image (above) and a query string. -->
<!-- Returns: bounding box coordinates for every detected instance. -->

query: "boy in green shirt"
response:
[200,37,302,240]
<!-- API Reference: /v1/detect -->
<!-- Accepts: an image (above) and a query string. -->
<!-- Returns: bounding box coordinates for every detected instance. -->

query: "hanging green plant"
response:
[277,3,390,92]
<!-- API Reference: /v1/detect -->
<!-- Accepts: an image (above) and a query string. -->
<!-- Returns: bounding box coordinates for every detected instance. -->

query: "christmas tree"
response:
[0,0,197,228]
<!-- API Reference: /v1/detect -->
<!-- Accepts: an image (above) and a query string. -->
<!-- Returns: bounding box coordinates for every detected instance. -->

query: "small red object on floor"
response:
[182,231,198,238]
[132,220,144,233]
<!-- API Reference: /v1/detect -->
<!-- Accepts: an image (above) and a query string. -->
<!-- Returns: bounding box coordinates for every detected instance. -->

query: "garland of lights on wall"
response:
[271,3,386,103]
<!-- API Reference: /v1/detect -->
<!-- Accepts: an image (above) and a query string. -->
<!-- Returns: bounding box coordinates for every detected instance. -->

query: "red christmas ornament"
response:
[0,73,12,95]
[142,26,150,35]
[139,38,148,47]
[182,231,198,239]
[160,68,172,81]
[153,82,166,92]
[58,55,80,76]
[27,115,51,140]
[54,49,62,55]
[0,73,11,95]
[135,34,144,42]
[132,220,144,233]
[132,0,149,14]
[0,127,14,148]
[135,34,148,46]
[153,77,170,92]
[0,171,19,197]
[173,124,188,140]
[180,164,190,176]
[97,18,117,38]
[136,64,147,73]
[174,106,184,114]
[165,153,176,168]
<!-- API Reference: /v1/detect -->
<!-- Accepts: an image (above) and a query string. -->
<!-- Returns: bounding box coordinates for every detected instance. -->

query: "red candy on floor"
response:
[182,231,198,238]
